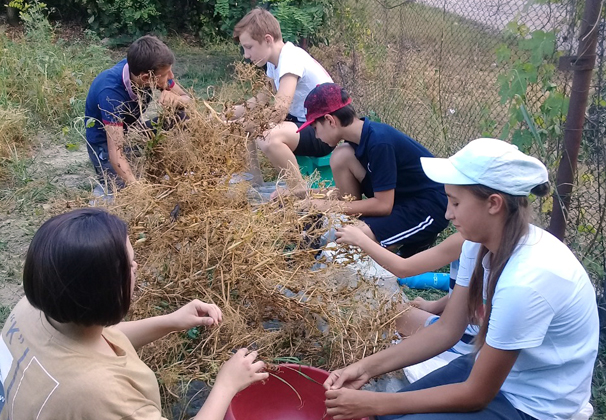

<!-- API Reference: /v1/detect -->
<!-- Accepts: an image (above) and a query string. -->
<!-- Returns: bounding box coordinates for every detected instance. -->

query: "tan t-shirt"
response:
[0,298,167,420]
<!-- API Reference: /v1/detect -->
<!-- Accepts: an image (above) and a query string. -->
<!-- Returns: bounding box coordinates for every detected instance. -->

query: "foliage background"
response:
[30,0,332,43]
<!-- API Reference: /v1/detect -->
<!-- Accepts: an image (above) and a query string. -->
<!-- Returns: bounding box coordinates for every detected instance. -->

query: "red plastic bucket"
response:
[225,364,369,420]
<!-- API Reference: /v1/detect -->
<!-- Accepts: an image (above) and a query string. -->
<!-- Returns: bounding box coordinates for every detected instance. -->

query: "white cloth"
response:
[456,225,599,420]
[403,351,461,384]
[266,42,333,121]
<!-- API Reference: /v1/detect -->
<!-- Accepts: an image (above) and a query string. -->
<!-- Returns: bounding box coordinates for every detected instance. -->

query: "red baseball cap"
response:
[296,83,352,133]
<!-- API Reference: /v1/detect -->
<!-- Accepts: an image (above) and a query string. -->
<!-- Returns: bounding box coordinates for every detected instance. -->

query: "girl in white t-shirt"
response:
[322,138,599,420]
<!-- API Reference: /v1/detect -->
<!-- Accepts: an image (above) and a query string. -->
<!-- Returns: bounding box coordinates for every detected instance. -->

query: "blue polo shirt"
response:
[349,118,446,204]
[85,59,174,147]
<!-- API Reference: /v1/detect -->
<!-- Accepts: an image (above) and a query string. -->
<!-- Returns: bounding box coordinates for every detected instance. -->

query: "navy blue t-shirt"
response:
[85,59,174,147]
[349,119,446,204]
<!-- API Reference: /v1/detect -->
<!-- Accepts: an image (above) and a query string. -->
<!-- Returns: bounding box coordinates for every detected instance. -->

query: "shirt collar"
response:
[355,117,371,158]
[122,62,138,101]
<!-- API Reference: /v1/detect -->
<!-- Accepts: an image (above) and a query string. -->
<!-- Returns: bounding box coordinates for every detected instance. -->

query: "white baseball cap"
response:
[420,138,548,196]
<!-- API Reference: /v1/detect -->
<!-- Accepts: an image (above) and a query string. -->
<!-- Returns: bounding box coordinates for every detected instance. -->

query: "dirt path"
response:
[0,138,94,315]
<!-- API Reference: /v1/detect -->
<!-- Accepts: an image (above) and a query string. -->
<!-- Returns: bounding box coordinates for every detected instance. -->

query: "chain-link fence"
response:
[313,0,606,294]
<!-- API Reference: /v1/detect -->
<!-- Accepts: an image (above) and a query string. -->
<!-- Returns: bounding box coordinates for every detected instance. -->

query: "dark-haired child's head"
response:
[127,35,175,90]
[233,8,282,67]
[297,83,357,147]
[23,208,134,327]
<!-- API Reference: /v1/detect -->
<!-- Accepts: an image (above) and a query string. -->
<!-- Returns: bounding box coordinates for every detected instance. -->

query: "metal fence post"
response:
[548,0,602,241]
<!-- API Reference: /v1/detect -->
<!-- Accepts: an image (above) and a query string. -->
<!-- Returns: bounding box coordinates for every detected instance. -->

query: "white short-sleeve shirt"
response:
[451,241,481,353]
[266,42,333,121]
[457,225,599,419]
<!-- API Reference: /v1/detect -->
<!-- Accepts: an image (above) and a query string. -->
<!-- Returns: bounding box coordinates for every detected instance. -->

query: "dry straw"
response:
[94,63,400,410]
[0,107,27,161]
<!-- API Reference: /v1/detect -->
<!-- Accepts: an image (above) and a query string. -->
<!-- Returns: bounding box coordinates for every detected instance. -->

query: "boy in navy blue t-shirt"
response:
[300,83,448,256]
[85,35,190,188]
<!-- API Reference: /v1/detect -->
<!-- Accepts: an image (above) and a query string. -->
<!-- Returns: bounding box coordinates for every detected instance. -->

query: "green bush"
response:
[0,3,113,127]
[34,0,331,44]
[81,0,164,40]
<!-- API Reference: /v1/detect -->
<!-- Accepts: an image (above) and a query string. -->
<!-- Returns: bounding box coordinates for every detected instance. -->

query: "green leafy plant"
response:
[78,0,164,39]
[8,0,31,11]
[495,22,569,153]
[36,0,332,44]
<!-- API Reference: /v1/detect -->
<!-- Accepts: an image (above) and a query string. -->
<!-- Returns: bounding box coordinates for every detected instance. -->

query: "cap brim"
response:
[296,119,315,133]
[420,156,477,186]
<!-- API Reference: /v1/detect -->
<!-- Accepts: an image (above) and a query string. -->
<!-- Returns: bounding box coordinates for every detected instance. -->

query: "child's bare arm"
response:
[272,73,298,122]
[231,74,297,123]
[114,300,222,349]
[311,189,395,217]
[192,349,268,420]
[411,295,449,315]
[336,229,464,279]
[105,125,137,184]
[231,77,274,120]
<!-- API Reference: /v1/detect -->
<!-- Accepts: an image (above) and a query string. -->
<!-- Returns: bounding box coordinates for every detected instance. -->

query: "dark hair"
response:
[127,35,175,76]
[467,182,550,350]
[233,8,282,43]
[23,208,132,327]
[328,88,356,127]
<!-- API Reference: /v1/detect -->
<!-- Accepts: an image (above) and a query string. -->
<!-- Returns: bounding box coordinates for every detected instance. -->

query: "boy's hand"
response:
[169,299,223,331]
[296,198,333,212]
[159,90,186,109]
[335,225,368,247]
[215,349,268,395]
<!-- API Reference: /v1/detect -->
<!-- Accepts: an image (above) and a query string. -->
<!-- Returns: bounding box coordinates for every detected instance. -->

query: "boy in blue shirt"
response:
[85,36,190,188]
[301,83,448,256]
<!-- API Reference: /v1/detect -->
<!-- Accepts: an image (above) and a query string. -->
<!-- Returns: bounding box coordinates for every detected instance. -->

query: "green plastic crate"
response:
[296,155,334,187]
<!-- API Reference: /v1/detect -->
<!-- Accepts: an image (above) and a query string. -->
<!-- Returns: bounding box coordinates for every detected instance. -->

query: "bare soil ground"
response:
[0,139,95,314]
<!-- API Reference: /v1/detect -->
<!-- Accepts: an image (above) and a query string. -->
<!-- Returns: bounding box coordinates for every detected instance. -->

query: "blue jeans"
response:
[87,110,188,189]
[377,355,536,420]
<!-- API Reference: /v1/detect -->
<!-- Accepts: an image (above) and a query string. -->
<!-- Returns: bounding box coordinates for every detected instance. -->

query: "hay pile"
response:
[104,64,400,408]
[0,106,27,162]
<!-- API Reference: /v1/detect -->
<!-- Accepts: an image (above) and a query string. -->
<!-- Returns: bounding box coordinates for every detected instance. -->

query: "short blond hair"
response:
[233,8,282,43]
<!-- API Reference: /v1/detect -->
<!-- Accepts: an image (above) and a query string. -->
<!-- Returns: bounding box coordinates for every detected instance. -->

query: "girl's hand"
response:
[323,363,370,391]
[215,349,268,395]
[335,225,368,247]
[325,389,377,420]
[409,297,435,313]
[169,299,223,331]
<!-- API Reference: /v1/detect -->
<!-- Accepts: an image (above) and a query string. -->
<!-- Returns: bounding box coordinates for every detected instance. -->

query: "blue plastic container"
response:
[397,272,450,291]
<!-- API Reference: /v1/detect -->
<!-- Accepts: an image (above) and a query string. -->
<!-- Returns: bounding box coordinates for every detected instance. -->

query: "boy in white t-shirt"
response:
[232,8,333,193]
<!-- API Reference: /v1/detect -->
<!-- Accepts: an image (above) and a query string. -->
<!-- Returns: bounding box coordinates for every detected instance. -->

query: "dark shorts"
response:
[286,114,334,157]
[377,354,537,420]
[360,184,449,256]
